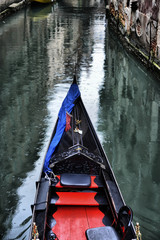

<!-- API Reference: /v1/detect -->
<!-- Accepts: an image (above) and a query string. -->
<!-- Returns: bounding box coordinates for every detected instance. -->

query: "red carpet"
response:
[55,192,98,206]
[52,206,106,240]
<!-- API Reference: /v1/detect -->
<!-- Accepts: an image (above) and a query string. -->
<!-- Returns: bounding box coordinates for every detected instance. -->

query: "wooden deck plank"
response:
[52,206,106,240]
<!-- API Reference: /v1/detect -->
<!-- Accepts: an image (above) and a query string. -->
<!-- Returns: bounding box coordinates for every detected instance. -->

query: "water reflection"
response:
[0,0,160,239]
[99,25,160,239]
[28,3,54,21]
[0,1,106,239]
[0,10,50,239]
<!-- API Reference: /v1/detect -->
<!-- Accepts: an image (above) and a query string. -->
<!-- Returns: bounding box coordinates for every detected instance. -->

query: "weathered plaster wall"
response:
[108,0,160,63]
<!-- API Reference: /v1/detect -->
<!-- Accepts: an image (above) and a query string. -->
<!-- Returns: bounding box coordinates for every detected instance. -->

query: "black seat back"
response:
[117,205,133,239]
[60,173,91,188]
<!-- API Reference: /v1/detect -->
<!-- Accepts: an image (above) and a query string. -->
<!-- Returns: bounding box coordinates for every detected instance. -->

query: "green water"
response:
[0,1,159,239]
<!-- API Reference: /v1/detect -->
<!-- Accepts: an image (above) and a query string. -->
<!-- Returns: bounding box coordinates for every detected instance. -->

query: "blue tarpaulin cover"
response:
[43,83,80,173]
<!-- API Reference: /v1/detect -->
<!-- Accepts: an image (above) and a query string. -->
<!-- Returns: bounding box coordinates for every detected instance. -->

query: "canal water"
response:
[0,0,159,239]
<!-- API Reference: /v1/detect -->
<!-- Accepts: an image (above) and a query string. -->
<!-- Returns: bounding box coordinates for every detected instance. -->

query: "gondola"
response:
[30,0,54,4]
[30,77,137,240]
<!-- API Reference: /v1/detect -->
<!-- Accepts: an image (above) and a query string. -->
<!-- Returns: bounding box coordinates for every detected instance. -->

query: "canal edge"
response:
[105,2,160,81]
[0,0,160,79]
[0,0,30,20]
[107,19,160,80]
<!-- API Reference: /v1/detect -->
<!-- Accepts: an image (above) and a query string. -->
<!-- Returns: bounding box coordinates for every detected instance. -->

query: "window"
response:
[131,1,138,12]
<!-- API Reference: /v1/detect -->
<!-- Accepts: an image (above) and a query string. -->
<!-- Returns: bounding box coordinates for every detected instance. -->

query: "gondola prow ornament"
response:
[135,222,142,240]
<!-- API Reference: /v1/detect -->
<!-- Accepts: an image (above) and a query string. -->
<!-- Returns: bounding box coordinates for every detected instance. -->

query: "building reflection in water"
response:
[0,1,160,239]
[0,0,105,239]
[99,24,160,240]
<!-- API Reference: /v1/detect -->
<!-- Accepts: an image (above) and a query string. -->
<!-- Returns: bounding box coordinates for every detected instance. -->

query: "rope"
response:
[45,171,57,182]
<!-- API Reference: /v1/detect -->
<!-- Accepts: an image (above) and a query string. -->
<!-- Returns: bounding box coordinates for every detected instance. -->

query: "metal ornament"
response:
[135,222,142,240]
[32,222,39,240]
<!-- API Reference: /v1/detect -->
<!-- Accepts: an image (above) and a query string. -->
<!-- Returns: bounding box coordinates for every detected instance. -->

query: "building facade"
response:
[107,0,160,63]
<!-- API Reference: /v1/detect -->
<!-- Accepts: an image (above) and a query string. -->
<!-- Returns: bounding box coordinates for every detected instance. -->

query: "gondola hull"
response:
[30,80,136,240]
[30,0,54,4]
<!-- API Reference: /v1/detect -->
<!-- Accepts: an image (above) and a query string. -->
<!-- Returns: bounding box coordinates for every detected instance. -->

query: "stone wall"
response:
[0,0,26,12]
[107,0,160,64]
